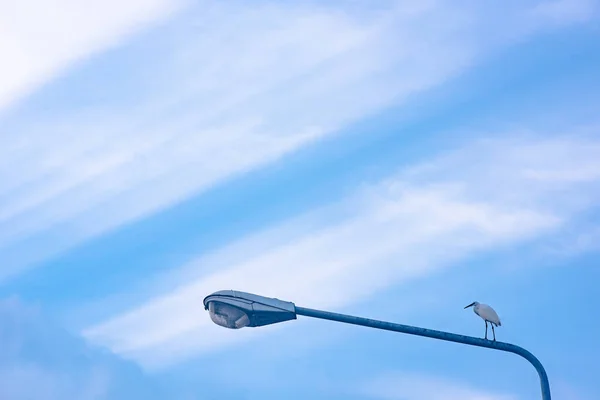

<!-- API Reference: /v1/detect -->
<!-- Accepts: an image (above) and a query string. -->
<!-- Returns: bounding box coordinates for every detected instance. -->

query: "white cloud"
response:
[0,0,187,112]
[81,133,600,369]
[1,0,594,279]
[0,0,476,278]
[361,371,517,400]
[83,185,556,367]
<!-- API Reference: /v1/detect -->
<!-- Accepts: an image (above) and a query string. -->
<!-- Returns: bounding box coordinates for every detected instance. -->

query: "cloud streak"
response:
[0,0,187,112]
[82,133,600,368]
[0,0,477,278]
[1,0,593,279]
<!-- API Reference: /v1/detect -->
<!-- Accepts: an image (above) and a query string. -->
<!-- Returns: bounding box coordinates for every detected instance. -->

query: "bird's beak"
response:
[464,302,475,309]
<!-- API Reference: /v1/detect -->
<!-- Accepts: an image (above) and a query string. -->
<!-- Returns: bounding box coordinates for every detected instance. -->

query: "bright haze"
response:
[1,0,599,399]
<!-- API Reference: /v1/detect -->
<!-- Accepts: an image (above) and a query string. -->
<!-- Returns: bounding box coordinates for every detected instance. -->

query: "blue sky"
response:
[1,0,600,399]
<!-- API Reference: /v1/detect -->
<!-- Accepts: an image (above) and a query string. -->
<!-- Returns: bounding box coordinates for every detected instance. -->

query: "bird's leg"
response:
[484,321,488,340]
[492,324,496,341]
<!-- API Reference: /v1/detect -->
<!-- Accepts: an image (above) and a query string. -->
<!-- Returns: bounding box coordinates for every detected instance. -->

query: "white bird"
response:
[464,301,501,341]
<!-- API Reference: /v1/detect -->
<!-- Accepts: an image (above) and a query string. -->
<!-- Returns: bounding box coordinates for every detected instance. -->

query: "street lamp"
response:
[203,290,551,400]
[205,290,296,328]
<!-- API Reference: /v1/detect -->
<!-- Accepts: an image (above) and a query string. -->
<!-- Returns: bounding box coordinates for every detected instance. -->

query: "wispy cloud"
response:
[1,0,593,280]
[361,371,517,400]
[0,0,476,278]
[0,0,187,112]
[82,133,600,368]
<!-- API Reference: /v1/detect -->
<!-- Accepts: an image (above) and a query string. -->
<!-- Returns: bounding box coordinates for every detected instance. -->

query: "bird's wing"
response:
[479,304,501,326]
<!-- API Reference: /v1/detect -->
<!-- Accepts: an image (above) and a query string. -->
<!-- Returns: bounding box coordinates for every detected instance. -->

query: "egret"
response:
[464,301,501,341]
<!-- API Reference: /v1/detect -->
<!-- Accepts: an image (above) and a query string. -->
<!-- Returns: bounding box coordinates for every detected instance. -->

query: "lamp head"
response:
[203,290,297,329]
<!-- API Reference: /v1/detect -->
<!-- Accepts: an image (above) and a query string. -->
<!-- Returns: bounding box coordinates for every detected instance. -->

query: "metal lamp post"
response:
[203,290,551,400]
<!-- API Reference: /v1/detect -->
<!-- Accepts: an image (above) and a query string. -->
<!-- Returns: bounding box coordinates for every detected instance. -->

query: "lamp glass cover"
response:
[208,301,250,329]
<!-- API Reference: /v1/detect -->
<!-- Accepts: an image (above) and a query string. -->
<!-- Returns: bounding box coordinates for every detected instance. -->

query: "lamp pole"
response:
[295,306,551,400]
[203,290,551,400]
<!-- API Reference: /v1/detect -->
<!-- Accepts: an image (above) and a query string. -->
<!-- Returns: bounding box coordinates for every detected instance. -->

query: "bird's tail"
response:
[498,320,502,326]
